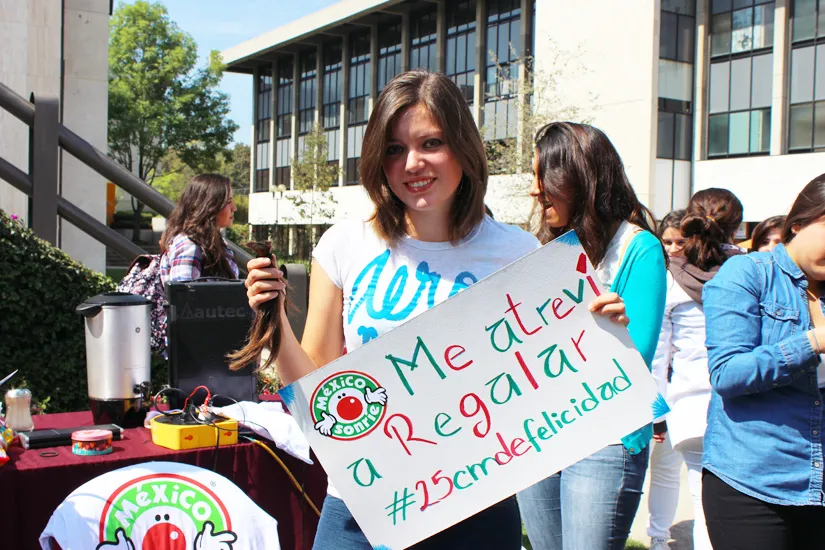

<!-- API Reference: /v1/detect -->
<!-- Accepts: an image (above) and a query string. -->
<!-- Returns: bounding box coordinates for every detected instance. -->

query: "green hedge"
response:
[0,210,117,412]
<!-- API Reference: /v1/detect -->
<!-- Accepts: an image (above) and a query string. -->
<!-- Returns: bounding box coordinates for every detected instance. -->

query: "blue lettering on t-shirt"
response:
[347,249,476,325]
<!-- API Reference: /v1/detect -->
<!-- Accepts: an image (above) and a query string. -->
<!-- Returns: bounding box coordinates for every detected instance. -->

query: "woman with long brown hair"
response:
[518,122,668,550]
[702,175,825,549]
[243,73,628,549]
[159,173,239,284]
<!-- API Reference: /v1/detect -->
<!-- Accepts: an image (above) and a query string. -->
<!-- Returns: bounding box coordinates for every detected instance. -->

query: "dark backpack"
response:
[116,254,167,354]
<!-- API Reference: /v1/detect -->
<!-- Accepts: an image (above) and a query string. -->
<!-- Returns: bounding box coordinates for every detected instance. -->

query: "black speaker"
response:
[165,280,257,408]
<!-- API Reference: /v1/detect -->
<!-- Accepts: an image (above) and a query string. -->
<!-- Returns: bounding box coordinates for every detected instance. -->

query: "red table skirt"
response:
[1,410,327,550]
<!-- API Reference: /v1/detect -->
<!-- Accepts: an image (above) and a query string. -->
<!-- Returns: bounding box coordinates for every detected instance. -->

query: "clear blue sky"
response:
[120,0,340,144]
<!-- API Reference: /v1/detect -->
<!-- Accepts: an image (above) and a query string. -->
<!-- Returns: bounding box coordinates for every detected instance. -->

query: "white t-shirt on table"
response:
[311,216,541,497]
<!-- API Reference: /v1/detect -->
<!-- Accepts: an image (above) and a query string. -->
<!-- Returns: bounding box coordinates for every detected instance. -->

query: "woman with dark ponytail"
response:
[650,188,743,550]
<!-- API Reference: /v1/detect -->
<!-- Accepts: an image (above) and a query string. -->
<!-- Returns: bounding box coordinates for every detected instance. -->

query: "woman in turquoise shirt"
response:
[702,174,825,549]
[518,122,668,550]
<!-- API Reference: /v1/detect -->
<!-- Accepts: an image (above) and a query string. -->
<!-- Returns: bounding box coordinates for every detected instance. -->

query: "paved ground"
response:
[629,459,695,549]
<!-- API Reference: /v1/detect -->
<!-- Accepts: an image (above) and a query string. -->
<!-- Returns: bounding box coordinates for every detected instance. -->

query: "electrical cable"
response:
[243,435,321,517]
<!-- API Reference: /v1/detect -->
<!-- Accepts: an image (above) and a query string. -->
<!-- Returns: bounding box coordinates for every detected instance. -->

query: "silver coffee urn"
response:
[76,292,152,428]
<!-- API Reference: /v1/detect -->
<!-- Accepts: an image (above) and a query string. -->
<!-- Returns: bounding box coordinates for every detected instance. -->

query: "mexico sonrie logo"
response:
[310,370,388,440]
[97,473,237,550]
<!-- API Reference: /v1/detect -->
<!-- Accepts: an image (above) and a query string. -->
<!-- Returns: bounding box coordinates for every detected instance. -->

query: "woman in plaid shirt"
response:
[159,173,239,285]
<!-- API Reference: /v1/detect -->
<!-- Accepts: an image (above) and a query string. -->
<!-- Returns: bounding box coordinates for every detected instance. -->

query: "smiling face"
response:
[215,193,236,229]
[529,151,572,229]
[662,227,687,257]
[382,104,464,220]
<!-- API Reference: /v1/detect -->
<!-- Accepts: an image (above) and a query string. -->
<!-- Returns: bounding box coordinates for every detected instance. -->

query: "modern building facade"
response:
[223,0,825,241]
[0,0,111,272]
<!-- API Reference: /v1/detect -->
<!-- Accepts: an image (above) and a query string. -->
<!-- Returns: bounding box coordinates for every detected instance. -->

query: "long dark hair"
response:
[750,215,786,252]
[783,173,825,244]
[160,173,235,278]
[360,70,487,244]
[533,122,662,267]
[680,188,743,271]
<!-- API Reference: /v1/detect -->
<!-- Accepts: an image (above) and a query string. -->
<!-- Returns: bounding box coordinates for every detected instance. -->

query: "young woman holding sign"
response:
[518,122,668,550]
[701,175,825,549]
[244,73,629,549]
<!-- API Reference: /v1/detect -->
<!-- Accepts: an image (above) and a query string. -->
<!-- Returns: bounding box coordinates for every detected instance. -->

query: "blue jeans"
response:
[313,494,522,550]
[518,444,649,550]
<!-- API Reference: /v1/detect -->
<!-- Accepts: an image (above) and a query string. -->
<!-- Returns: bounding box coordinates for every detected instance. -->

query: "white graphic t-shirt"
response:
[39,461,279,550]
[312,216,540,496]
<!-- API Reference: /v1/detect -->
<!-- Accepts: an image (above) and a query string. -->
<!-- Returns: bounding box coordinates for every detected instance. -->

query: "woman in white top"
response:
[243,72,628,550]
[645,209,687,550]
[653,188,744,550]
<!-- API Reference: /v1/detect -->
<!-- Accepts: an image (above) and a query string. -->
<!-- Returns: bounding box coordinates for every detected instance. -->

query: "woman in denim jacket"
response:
[702,174,825,549]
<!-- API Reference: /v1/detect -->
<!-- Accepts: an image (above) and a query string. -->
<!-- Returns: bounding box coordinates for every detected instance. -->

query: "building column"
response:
[436,0,447,73]
[401,12,410,72]
[316,44,324,126]
[770,0,789,156]
[339,35,350,187]
[250,66,260,193]
[370,24,379,114]
[474,0,486,125]
[692,0,709,164]
[291,53,300,190]
[269,60,278,193]
[516,0,533,171]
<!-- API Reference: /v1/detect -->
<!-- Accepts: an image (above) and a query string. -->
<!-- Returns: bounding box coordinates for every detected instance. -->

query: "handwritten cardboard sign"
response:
[280,231,663,550]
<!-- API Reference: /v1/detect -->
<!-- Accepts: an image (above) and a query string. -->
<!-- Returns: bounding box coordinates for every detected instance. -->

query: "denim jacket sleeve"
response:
[703,255,819,398]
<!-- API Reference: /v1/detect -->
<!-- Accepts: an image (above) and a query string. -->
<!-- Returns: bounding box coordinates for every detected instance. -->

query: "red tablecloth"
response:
[1,410,327,550]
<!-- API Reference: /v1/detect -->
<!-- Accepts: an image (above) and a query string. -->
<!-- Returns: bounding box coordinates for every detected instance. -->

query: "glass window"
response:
[658,112,676,158]
[707,54,772,157]
[664,0,696,15]
[276,59,294,139]
[348,31,371,125]
[446,0,477,104]
[790,103,814,148]
[255,72,273,192]
[274,137,291,187]
[789,1,825,150]
[484,0,521,140]
[410,6,437,71]
[378,20,402,92]
[658,98,693,160]
[815,101,825,146]
[298,51,317,137]
[707,0,773,157]
[708,114,730,156]
[323,40,342,131]
[711,0,774,56]
[346,32,370,186]
[709,61,731,113]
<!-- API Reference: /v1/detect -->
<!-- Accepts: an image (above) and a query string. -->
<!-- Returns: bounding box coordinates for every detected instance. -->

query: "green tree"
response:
[225,143,251,194]
[108,1,238,241]
[289,123,340,226]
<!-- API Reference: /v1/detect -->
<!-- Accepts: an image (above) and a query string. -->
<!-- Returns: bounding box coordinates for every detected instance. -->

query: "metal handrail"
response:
[0,81,252,268]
